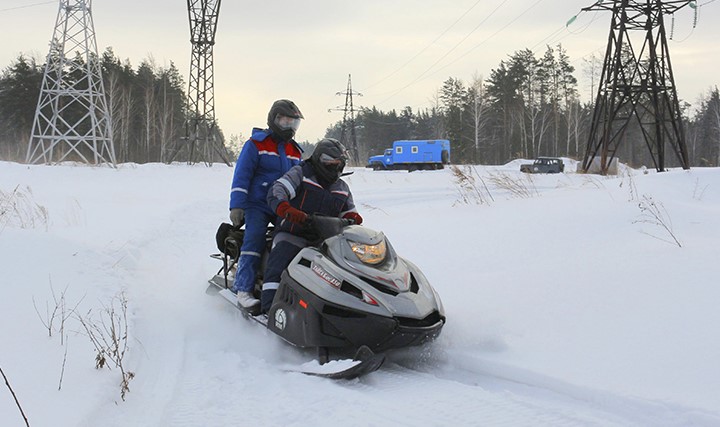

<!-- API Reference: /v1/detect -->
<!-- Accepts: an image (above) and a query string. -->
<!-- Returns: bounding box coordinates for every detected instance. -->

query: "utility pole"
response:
[170,0,231,165]
[581,0,693,174]
[329,74,362,165]
[27,0,115,166]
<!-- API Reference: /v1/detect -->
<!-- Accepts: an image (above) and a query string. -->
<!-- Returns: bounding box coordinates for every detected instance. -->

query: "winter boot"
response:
[236,291,259,308]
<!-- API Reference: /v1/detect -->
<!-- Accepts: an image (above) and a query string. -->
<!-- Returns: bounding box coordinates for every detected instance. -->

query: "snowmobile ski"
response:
[285,345,385,380]
[217,289,384,379]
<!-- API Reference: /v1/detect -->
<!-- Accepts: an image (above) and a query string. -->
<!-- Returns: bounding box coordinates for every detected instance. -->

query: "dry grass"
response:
[487,171,538,199]
[0,185,49,233]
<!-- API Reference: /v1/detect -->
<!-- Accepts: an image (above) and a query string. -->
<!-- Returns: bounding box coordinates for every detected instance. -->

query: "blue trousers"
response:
[260,238,304,313]
[232,208,273,294]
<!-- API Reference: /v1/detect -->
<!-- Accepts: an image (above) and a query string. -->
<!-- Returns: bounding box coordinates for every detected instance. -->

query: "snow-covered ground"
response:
[1,160,719,426]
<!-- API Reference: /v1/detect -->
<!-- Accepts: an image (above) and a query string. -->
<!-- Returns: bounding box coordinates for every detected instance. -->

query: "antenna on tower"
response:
[329,74,362,166]
[169,0,231,166]
[26,0,115,166]
[581,0,692,174]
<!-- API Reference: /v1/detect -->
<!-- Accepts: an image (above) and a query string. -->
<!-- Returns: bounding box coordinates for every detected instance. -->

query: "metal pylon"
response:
[26,0,115,165]
[581,0,692,174]
[330,74,362,165]
[171,0,230,166]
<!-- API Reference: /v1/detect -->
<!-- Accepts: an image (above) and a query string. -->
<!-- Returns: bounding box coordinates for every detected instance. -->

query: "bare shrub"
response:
[487,171,538,199]
[33,281,84,344]
[451,165,494,205]
[76,292,134,400]
[633,195,682,247]
[0,185,49,233]
[0,367,30,427]
[693,178,709,201]
[618,168,639,202]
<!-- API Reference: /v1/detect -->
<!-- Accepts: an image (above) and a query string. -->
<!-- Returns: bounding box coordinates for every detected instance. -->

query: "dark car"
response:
[520,157,565,174]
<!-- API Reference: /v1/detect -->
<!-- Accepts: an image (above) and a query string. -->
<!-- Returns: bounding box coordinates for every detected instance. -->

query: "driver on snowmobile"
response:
[260,138,363,313]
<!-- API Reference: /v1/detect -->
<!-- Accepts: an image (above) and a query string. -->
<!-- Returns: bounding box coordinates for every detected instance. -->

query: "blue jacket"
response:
[230,128,302,214]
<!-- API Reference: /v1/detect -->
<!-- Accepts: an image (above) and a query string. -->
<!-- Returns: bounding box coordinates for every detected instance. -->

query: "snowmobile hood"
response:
[324,225,411,293]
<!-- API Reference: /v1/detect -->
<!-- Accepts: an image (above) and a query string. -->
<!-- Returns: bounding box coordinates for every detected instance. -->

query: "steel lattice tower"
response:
[329,74,362,165]
[173,0,230,165]
[581,0,692,174]
[26,0,115,165]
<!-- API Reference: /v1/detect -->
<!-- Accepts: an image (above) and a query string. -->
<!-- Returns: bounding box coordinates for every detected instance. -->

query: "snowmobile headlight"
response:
[349,239,387,265]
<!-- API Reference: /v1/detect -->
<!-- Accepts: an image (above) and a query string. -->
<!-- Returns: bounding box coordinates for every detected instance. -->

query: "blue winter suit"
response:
[260,162,359,312]
[230,128,302,294]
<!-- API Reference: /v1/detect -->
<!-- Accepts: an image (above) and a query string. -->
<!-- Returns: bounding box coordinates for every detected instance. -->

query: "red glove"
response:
[343,212,363,225]
[277,201,308,225]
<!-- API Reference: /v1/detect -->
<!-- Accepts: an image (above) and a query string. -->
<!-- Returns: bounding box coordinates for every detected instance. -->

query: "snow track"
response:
[80,194,643,427]
[82,168,719,427]
[4,163,720,426]
[380,348,719,427]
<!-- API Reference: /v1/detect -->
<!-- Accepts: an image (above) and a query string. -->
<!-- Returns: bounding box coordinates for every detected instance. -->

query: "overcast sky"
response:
[1,0,718,144]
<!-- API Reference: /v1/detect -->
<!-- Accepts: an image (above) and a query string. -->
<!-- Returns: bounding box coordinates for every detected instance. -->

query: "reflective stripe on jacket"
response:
[230,128,302,214]
[268,162,357,235]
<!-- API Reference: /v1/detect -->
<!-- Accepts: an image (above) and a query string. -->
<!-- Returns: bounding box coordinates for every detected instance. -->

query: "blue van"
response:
[367,140,450,171]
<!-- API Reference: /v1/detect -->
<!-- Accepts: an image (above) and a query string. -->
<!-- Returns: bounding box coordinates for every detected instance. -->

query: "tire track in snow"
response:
[354,360,625,427]
[378,347,720,427]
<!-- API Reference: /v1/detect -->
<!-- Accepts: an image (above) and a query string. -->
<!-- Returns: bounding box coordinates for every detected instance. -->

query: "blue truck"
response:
[367,139,451,171]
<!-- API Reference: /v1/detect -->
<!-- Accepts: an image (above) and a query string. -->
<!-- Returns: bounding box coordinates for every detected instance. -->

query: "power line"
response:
[531,10,603,54]
[427,0,544,78]
[0,1,55,13]
[375,0,513,105]
[362,0,484,92]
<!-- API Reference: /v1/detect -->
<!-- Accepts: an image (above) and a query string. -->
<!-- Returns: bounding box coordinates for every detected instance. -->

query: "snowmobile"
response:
[208,215,446,378]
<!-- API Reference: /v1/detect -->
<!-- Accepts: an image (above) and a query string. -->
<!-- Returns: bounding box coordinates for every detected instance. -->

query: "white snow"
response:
[1,160,719,426]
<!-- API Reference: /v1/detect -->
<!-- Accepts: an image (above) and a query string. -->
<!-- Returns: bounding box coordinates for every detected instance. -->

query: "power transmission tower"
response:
[581,0,693,174]
[26,0,115,165]
[329,74,362,165]
[170,0,231,165]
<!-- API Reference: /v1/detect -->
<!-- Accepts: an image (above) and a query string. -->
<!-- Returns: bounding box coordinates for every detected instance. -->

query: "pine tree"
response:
[0,55,43,161]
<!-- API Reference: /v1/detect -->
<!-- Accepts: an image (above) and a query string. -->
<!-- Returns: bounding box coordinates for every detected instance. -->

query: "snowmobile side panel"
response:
[218,289,383,379]
[267,273,444,354]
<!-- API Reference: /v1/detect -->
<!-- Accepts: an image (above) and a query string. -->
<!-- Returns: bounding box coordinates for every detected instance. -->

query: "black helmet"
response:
[267,99,303,141]
[311,138,348,184]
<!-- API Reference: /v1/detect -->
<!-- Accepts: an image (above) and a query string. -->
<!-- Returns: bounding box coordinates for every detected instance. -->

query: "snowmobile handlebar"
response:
[303,214,353,243]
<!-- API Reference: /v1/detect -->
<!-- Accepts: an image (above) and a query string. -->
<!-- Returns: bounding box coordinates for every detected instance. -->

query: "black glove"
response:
[230,208,244,226]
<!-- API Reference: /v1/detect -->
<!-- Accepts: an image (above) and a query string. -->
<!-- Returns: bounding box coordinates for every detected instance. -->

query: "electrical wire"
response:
[364,0,710,109]
[407,0,544,89]
[0,1,55,13]
[374,0,517,105]
[362,0,485,92]
[530,25,567,52]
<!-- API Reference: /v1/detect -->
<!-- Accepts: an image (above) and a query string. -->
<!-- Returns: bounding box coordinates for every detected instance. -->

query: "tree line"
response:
[326,45,720,168]
[1,44,718,167]
[0,48,207,164]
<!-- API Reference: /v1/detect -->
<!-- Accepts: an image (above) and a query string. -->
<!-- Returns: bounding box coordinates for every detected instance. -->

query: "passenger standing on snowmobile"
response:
[260,138,363,313]
[229,99,304,309]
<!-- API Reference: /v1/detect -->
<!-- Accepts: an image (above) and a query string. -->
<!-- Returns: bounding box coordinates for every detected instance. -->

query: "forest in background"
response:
[0,47,210,164]
[326,45,720,168]
[1,44,718,167]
